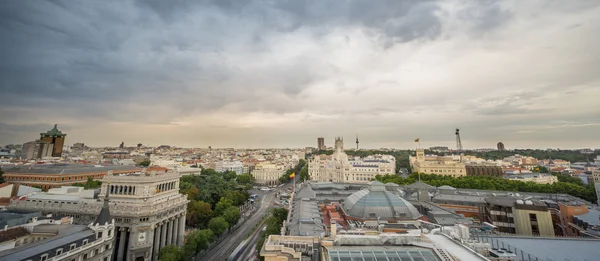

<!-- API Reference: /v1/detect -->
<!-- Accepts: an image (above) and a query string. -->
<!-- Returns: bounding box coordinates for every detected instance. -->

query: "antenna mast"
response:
[356,135,359,150]
[455,128,463,161]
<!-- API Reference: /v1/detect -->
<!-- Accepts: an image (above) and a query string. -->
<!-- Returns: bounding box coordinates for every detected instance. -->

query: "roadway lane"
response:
[199,190,276,261]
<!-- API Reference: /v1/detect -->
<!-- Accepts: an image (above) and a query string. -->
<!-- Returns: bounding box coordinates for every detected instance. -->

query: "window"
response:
[529,213,537,221]
[40,254,48,261]
[82,239,88,245]
[56,248,63,255]
[97,232,103,239]
[108,230,111,236]
[70,244,77,250]
[95,249,99,255]
[83,254,88,259]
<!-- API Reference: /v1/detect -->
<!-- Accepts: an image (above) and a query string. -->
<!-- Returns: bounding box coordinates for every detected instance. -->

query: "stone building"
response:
[308,138,395,183]
[8,170,188,261]
[251,162,288,186]
[409,148,466,177]
[39,124,66,158]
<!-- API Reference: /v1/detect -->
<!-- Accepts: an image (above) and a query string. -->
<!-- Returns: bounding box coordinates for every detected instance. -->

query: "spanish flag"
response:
[414,138,420,142]
[289,172,295,179]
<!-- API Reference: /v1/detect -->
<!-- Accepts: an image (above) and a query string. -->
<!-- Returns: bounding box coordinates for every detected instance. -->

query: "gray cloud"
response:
[1,0,599,148]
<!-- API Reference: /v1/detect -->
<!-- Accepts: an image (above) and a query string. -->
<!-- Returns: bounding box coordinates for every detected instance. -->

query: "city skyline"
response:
[2,1,600,149]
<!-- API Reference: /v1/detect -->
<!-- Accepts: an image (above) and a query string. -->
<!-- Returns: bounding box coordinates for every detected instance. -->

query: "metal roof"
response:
[477,236,600,261]
[4,164,140,175]
[325,246,440,261]
[343,188,421,220]
[0,225,92,261]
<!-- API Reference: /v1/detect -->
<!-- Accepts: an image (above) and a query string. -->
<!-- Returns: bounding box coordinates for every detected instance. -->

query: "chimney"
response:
[330,221,337,238]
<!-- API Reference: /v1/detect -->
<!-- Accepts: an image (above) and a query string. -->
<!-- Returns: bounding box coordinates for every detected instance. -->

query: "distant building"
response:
[506,173,558,184]
[102,151,130,160]
[317,137,325,150]
[2,165,141,190]
[465,163,504,177]
[21,140,53,160]
[72,143,85,150]
[215,160,244,174]
[308,138,395,183]
[429,146,449,152]
[39,124,66,158]
[409,148,466,177]
[252,162,287,186]
[497,142,505,151]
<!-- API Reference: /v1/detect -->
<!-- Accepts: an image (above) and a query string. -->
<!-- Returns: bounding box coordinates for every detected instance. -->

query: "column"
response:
[166,219,173,245]
[177,215,185,246]
[160,222,167,248]
[171,217,179,246]
[117,229,127,261]
[153,225,161,261]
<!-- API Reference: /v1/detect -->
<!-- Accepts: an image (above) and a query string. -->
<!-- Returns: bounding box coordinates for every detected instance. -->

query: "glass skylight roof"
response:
[327,248,440,261]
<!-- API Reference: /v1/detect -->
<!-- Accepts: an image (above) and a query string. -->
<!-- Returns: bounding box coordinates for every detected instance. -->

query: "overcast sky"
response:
[1,0,599,149]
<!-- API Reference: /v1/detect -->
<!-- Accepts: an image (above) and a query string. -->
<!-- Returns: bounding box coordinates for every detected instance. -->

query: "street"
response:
[199,188,276,261]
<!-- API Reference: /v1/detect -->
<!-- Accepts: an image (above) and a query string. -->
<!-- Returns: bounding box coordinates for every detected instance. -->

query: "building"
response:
[9,170,188,261]
[102,151,131,160]
[317,137,325,150]
[571,208,600,238]
[39,125,66,158]
[592,169,600,183]
[497,142,505,151]
[308,138,395,183]
[21,140,53,160]
[481,196,554,236]
[0,196,115,261]
[506,173,558,184]
[2,165,141,190]
[409,149,466,177]
[215,160,244,174]
[251,162,287,186]
[342,181,421,222]
[465,163,504,177]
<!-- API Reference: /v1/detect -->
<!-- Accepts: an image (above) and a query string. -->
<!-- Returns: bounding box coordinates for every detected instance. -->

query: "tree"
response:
[158,245,183,261]
[223,171,237,181]
[236,174,255,185]
[187,200,214,228]
[139,159,151,167]
[222,206,241,227]
[208,217,229,237]
[183,230,211,258]
[214,197,233,216]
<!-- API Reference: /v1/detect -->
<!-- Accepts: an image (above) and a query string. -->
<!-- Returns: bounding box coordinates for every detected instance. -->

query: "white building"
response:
[308,138,395,183]
[409,149,467,177]
[215,160,244,174]
[506,174,558,184]
[252,162,288,185]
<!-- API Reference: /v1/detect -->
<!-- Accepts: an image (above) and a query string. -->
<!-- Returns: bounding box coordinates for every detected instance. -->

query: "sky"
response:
[1,0,599,149]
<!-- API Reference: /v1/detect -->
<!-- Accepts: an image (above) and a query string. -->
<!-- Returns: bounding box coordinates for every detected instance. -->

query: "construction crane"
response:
[455,128,463,162]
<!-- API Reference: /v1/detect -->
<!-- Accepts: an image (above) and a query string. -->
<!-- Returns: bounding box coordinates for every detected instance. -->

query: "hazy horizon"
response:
[2,1,599,149]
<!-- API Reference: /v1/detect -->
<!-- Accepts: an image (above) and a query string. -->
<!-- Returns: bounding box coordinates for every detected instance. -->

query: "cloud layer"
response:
[1,0,599,149]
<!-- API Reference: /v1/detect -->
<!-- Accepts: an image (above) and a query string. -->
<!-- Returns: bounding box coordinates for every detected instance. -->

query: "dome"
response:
[343,181,421,220]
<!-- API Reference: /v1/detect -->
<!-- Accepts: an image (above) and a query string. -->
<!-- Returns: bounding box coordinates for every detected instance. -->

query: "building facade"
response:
[308,138,395,183]
[465,164,504,177]
[9,170,188,261]
[21,140,54,160]
[481,197,554,237]
[39,125,66,158]
[317,137,325,150]
[410,149,466,177]
[251,162,288,185]
[215,160,244,174]
[3,165,141,191]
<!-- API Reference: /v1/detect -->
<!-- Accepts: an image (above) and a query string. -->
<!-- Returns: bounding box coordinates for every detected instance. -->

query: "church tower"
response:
[334,137,344,154]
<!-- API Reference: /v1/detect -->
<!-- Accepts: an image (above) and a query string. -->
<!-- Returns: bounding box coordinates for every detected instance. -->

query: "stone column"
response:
[117,228,127,261]
[153,225,161,261]
[178,215,185,246]
[160,222,167,248]
[171,217,179,246]
[167,219,173,245]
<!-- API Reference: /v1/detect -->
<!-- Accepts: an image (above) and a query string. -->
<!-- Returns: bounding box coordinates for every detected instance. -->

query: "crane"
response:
[455,128,463,162]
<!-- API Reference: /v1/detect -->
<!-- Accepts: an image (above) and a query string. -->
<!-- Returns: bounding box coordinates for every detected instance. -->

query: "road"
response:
[199,189,276,261]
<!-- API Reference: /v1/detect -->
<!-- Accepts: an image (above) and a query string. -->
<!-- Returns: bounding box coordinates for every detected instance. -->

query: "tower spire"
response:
[356,135,359,150]
[94,183,112,226]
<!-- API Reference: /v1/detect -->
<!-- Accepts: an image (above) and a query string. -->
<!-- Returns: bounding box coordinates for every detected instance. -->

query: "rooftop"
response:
[3,164,140,175]
[0,225,92,261]
[324,246,440,261]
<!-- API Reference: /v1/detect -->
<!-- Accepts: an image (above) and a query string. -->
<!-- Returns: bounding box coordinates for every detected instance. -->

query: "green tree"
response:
[158,245,183,261]
[186,200,214,228]
[208,217,229,237]
[183,230,211,258]
[139,159,151,167]
[236,174,255,185]
[223,171,237,181]
[222,206,241,227]
[214,197,233,216]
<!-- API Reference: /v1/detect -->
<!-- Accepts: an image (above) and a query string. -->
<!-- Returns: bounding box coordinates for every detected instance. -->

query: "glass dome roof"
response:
[343,181,421,220]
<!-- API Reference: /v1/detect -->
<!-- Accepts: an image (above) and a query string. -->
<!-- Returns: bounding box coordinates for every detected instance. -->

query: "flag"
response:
[289,172,295,179]
[414,138,420,142]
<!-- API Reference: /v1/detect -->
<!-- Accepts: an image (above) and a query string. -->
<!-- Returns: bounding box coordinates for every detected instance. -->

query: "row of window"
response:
[9,174,103,182]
